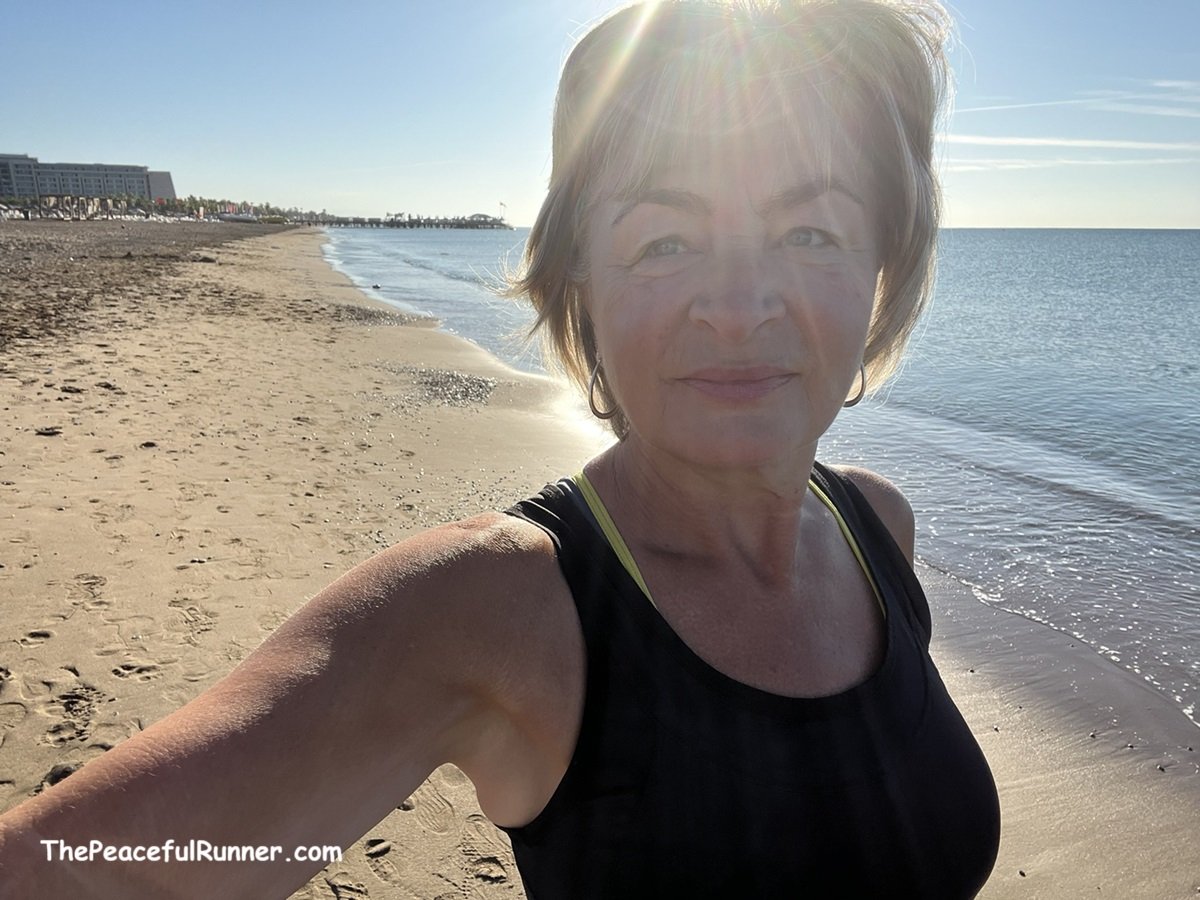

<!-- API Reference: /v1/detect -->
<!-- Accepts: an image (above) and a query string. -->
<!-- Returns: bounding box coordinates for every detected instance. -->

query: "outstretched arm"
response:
[0,513,546,897]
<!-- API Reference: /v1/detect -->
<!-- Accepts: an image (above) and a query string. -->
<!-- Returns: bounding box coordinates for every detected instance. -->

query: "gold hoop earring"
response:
[843,364,866,408]
[588,361,618,419]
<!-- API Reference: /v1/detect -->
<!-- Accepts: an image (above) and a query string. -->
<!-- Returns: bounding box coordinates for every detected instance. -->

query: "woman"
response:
[0,1,1000,897]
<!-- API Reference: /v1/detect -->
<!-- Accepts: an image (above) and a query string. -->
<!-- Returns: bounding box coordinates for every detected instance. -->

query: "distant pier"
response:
[326,213,513,230]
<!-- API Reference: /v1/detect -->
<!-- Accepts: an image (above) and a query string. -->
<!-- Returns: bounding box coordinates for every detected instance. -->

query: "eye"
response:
[641,236,689,259]
[781,227,835,249]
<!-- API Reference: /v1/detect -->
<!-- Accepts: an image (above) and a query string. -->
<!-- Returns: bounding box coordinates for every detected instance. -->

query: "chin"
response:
[652,418,812,470]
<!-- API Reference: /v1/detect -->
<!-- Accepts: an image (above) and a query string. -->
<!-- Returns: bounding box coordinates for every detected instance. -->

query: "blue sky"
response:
[5,0,1197,227]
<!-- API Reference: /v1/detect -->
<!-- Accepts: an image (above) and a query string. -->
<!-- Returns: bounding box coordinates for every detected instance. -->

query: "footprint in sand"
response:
[175,656,215,684]
[437,765,471,788]
[364,854,402,887]
[109,614,159,645]
[322,874,370,899]
[19,629,53,647]
[362,838,406,886]
[458,814,512,888]
[68,573,109,611]
[90,502,134,524]
[43,683,106,746]
[69,578,108,600]
[466,856,508,885]
[411,782,460,839]
[87,721,136,751]
[164,598,217,647]
[34,763,83,794]
[0,701,28,732]
[460,814,508,863]
[110,661,162,681]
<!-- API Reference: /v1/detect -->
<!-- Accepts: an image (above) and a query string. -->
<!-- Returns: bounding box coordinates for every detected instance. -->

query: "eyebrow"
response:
[759,179,867,217]
[610,189,711,227]
[610,178,866,228]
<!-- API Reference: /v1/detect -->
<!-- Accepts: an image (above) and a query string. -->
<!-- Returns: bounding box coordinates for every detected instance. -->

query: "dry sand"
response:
[0,222,600,899]
[1,222,1197,898]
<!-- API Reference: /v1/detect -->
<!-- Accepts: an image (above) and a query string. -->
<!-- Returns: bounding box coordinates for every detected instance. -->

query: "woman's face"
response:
[583,127,880,470]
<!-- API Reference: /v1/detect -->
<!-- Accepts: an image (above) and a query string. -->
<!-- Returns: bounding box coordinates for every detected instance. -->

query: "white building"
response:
[0,155,38,199]
[0,153,176,201]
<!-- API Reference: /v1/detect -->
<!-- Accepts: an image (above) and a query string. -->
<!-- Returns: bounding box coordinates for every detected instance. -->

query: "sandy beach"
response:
[1,223,1197,898]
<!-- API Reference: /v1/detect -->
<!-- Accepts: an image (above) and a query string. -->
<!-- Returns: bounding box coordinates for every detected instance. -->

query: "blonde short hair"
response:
[509,0,952,436]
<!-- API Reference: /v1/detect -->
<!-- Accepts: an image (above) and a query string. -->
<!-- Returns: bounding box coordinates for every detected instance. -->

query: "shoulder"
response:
[324,511,569,671]
[256,509,576,738]
[406,511,570,640]
[827,465,915,564]
[366,510,559,590]
[350,512,584,819]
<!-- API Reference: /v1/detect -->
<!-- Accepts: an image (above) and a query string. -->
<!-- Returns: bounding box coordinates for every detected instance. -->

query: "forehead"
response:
[590,97,873,213]
[583,51,875,209]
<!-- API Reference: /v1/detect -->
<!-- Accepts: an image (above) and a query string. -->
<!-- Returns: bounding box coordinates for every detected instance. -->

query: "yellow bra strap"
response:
[573,471,656,606]
[807,478,885,618]
[571,472,883,617]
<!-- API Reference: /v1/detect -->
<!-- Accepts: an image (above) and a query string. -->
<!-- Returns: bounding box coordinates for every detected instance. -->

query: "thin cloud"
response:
[1152,80,1200,91]
[944,134,1200,151]
[943,156,1200,173]
[1084,88,1200,103]
[957,82,1200,119]
[956,97,1120,113]
[1090,102,1200,119]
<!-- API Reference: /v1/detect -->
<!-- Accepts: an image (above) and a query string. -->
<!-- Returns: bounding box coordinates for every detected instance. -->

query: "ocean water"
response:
[323,226,1200,730]
[324,227,541,370]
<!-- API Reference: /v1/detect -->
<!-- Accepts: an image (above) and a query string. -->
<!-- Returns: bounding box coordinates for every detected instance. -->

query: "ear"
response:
[567,250,591,306]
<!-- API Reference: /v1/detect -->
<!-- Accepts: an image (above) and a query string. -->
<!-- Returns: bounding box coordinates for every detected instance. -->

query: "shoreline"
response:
[1,222,1197,897]
[922,567,1200,897]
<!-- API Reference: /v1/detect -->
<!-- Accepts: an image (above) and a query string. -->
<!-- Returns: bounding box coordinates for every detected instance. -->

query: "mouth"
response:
[677,367,795,401]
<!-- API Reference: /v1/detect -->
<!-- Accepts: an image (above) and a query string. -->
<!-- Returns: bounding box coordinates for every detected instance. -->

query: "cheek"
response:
[801,264,877,332]
[589,273,687,353]
[587,278,691,414]
[765,267,866,357]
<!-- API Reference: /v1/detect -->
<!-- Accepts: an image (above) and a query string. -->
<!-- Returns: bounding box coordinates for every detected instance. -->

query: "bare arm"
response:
[0,513,552,897]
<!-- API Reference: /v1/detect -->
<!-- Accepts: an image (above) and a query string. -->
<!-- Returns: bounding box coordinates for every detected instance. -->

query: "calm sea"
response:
[323,226,1200,730]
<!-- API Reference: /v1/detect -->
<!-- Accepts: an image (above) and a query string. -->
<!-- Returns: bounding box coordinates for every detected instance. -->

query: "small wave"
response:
[914,555,1200,731]
[861,401,1197,533]
[1146,360,1200,380]
[395,254,495,287]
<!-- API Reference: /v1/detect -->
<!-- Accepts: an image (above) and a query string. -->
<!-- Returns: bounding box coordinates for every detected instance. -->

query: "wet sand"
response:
[927,568,1199,898]
[1,222,1196,898]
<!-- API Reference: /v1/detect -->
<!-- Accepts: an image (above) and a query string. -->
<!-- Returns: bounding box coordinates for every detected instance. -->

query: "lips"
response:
[677,367,795,401]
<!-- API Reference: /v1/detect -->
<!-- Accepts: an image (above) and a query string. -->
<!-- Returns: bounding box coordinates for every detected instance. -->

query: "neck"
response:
[585,435,823,592]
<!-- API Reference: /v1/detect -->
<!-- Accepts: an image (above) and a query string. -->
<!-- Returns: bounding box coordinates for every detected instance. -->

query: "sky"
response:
[4,0,1197,228]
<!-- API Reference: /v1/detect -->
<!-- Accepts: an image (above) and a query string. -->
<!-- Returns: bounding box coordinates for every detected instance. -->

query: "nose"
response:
[687,245,786,343]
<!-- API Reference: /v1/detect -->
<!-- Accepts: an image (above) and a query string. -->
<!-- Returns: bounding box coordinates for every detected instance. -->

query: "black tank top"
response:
[499,463,1000,898]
